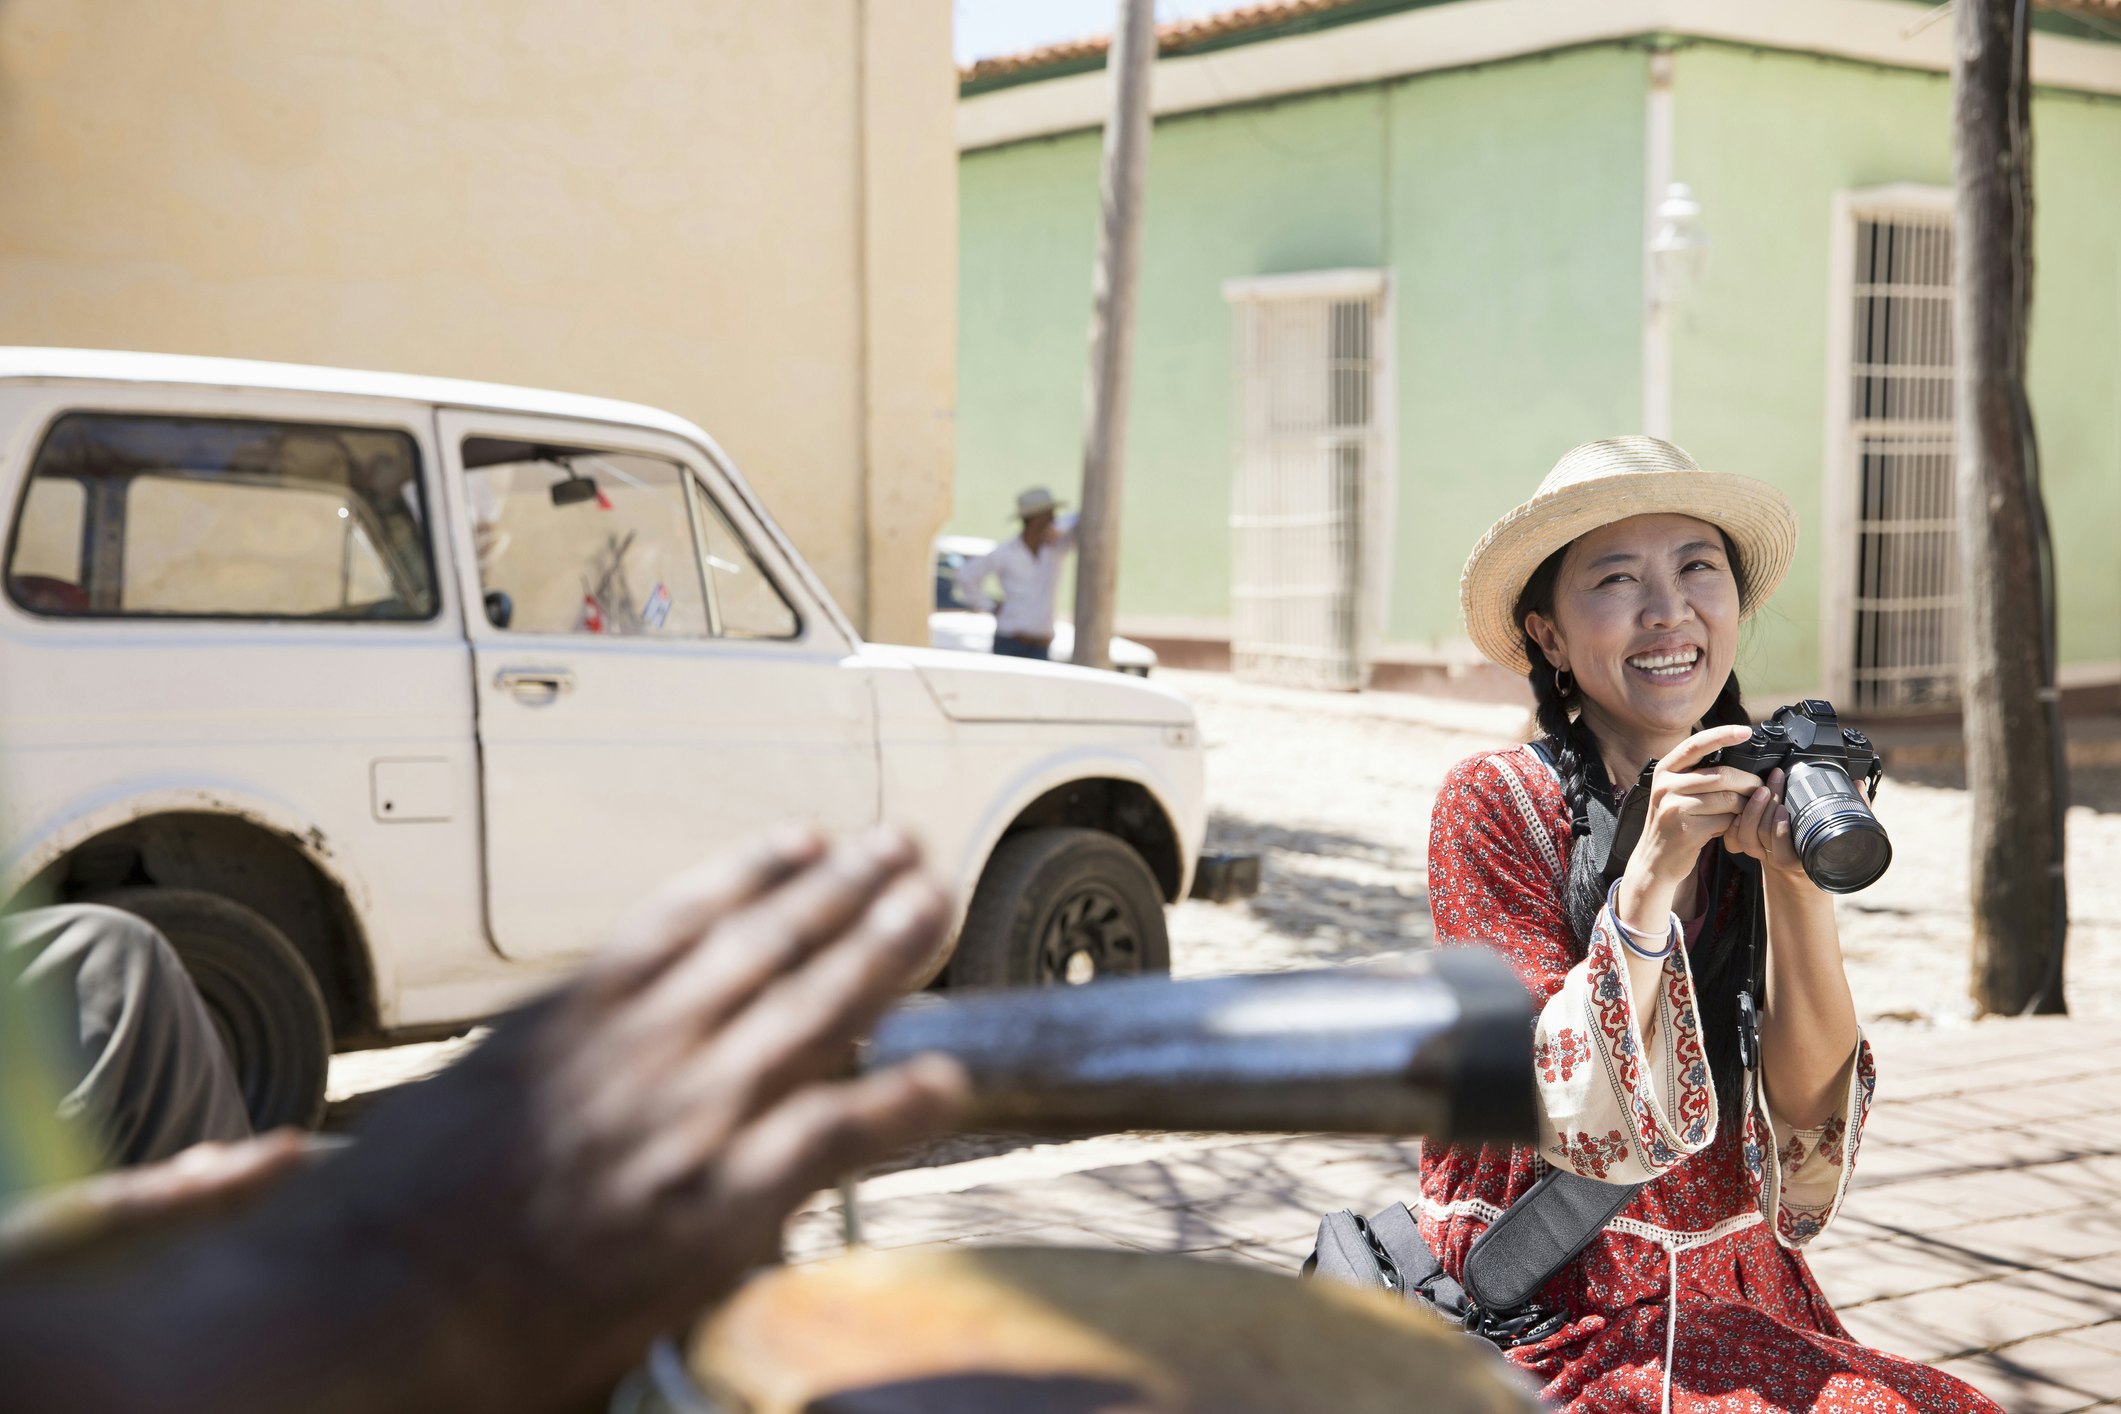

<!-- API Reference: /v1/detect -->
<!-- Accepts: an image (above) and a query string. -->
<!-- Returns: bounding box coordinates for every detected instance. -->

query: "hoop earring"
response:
[1554,667,1573,697]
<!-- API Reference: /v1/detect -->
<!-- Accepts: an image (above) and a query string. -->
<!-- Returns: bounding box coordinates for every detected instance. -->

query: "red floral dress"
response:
[1420,747,1998,1414]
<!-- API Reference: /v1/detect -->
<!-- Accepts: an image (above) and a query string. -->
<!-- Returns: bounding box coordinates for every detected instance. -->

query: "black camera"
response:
[1708,700,1889,893]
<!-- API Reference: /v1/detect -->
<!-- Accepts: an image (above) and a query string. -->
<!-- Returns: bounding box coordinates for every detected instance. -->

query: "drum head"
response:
[680,1245,1538,1414]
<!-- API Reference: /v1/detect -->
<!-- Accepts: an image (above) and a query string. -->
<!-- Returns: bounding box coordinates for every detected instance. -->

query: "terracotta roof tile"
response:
[960,0,1370,86]
[961,0,2119,89]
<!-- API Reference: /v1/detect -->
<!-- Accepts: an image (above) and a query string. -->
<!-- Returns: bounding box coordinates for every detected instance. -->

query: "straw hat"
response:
[1015,487,1065,519]
[1460,437,1798,676]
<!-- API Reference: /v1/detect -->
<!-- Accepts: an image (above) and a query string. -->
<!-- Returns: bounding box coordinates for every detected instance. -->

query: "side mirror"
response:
[550,474,600,508]
[484,589,513,629]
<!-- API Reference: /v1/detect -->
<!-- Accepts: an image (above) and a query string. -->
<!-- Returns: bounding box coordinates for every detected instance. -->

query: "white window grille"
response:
[1823,188,1959,712]
[1223,270,1393,691]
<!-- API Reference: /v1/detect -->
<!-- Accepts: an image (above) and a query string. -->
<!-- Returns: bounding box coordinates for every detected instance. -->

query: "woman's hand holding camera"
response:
[1618,723,1826,946]
[1720,764,1806,879]
[1615,724,1768,935]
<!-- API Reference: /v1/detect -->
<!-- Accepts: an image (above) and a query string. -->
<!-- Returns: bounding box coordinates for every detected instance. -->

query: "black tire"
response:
[946,827,1170,989]
[95,887,331,1131]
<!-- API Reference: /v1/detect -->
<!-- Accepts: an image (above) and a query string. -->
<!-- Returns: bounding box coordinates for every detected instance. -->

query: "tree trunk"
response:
[1952,0,2066,1014]
[1071,0,1156,671]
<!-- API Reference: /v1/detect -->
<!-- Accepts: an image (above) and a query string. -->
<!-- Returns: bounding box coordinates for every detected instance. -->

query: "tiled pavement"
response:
[791,1017,2121,1413]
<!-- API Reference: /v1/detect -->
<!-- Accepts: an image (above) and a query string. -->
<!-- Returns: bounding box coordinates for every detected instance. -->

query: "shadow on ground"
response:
[1893,759,2121,815]
[790,1132,1427,1267]
[1204,811,1433,965]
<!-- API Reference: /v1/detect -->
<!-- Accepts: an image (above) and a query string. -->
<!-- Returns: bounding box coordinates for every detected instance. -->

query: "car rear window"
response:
[6,413,437,621]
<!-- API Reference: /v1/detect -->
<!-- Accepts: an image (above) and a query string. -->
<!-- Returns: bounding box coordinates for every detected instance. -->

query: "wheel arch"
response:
[8,796,379,1047]
[912,759,1190,989]
[992,777,1184,905]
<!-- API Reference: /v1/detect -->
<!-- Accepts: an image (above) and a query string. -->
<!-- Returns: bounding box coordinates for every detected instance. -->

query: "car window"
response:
[9,478,86,612]
[462,443,709,638]
[934,550,973,611]
[6,414,435,619]
[689,478,799,639]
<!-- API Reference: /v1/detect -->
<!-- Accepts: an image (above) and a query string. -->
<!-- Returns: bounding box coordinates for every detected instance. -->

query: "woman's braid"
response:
[1524,632,1600,840]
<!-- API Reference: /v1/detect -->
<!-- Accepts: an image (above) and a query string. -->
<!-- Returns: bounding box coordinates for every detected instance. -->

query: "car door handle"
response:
[496,667,575,703]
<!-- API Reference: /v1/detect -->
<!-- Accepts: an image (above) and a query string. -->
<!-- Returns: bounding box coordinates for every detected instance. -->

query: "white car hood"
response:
[929,612,1159,670]
[871,645,1194,727]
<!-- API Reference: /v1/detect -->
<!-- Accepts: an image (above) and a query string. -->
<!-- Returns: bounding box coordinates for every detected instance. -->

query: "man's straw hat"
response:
[1015,487,1065,519]
[1460,436,1798,676]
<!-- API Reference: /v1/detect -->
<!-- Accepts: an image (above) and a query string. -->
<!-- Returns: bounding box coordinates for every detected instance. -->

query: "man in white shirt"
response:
[952,487,1078,662]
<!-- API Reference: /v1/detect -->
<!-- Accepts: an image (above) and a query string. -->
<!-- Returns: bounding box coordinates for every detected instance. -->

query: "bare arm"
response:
[951,548,1001,613]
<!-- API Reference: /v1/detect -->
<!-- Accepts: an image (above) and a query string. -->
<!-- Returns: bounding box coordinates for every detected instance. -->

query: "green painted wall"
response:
[1669,44,2121,695]
[959,36,2121,696]
[1382,50,1646,646]
[956,46,1648,644]
[957,86,1389,625]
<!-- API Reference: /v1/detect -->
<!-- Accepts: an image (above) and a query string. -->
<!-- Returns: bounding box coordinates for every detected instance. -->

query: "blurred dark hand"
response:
[0,1131,307,1274]
[0,826,969,1414]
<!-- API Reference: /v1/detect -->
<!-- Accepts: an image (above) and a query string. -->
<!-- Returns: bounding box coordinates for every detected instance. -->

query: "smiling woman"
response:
[1519,515,1743,768]
[1411,438,1998,1414]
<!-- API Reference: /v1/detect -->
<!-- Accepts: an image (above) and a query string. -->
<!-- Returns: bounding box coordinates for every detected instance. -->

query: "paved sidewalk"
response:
[793,1017,2121,1413]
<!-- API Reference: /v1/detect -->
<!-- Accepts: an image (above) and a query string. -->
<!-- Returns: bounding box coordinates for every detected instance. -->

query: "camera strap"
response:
[1736,857,1766,1074]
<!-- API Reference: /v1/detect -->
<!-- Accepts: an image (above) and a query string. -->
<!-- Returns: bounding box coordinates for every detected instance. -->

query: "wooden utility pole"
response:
[1952,0,2068,1014]
[1071,0,1156,670]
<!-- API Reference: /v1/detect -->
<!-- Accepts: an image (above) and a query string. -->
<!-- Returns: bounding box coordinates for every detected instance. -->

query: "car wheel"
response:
[946,827,1170,989]
[94,887,332,1131]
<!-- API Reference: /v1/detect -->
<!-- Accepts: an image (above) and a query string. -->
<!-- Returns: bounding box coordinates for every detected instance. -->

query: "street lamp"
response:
[1649,182,1709,310]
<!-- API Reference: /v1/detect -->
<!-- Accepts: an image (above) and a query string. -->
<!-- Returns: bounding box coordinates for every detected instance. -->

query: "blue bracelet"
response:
[1605,878,1679,960]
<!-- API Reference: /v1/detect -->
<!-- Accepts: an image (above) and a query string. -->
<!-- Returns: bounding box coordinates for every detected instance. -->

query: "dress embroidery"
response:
[1418,746,1998,1414]
[1536,1029,1591,1083]
[1816,1117,1846,1166]
[1553,1129,1630,1179]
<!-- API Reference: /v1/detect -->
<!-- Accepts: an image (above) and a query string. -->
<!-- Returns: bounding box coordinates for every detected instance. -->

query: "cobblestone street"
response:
[793,1018,2121,1413]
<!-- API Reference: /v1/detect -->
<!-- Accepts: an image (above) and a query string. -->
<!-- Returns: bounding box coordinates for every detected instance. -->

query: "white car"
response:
[931,534,1159,676]
[0,349,1248,1131]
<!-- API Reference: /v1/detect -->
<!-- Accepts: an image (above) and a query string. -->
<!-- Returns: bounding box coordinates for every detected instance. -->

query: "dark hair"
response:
[1513,533,1755,1129]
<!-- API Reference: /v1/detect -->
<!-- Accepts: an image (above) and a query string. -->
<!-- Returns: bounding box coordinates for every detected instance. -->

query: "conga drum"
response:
[626,1245,1540,1414]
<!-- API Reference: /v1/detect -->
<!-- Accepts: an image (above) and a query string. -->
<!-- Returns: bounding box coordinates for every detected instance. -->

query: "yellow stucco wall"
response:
[0,0,955,643]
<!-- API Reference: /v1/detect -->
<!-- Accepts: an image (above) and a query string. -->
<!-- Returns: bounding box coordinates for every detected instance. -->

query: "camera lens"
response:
[1782,760,1892,893]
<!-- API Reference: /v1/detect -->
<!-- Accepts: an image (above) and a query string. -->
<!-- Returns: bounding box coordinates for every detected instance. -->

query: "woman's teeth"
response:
[1627,649,1700,677]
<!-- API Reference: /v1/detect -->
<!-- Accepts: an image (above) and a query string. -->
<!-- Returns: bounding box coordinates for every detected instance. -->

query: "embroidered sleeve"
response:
[1427,754,1715,1186]
[1751,1033,1875,1248]
[1533,900,1718,1182]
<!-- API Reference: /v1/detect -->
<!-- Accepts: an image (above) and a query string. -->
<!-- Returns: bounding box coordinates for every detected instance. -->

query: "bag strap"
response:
[1448,736,1674,1315]
[1465,738,1644,1313]
[1461,1166,1641,1312]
